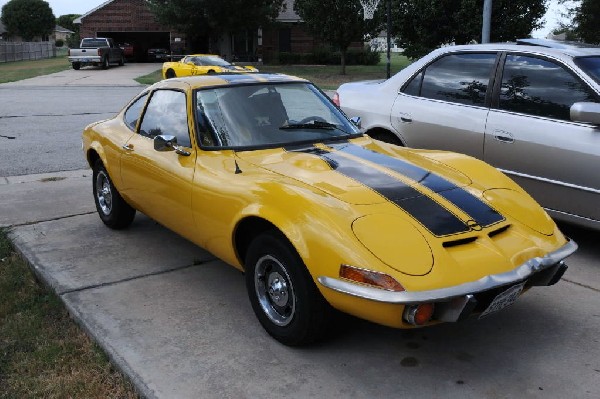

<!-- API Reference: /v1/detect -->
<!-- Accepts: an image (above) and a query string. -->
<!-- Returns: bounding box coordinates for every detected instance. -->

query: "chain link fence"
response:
[0,42,57,63]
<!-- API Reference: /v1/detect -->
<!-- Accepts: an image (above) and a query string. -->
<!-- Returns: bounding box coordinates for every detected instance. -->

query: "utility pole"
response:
[482,0,492,43]
[386,0,391,78]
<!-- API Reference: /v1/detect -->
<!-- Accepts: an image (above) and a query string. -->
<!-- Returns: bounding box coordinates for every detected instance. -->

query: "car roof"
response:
[440,39,600,58]
[185,54,222,58]
[152,73,308,90]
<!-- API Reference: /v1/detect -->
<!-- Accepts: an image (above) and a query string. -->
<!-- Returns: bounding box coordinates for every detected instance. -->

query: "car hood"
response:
[236,139,473,206]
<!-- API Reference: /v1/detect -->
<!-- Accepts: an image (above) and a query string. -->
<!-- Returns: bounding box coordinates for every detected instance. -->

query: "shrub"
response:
[55,39,64,47]
[276,46,380,66]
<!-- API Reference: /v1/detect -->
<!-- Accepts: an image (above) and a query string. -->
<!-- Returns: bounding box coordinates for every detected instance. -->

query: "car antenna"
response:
[234,159,243,174]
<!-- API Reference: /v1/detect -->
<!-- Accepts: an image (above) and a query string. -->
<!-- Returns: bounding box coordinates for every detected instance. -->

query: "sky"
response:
[0,0,573,39]
[0,0,107,17]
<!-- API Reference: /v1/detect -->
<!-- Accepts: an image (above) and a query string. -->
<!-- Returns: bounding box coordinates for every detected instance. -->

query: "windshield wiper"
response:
[279,120,336,130]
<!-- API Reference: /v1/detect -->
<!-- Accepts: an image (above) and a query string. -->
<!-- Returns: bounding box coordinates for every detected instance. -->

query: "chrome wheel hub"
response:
[254,255,295,326]
[95,171,112,216]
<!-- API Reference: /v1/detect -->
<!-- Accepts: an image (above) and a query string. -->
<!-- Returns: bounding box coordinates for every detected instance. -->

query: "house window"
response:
[279,28,291,53]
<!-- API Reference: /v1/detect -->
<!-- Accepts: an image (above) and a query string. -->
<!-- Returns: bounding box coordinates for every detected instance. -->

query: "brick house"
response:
[73,0,332,63]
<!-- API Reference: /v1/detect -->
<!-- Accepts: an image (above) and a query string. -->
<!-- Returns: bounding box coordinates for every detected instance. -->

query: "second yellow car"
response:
[162,54,258,79]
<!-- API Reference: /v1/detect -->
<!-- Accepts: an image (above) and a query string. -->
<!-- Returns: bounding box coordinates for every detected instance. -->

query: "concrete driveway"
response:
[1,62,161,87]
[1,66,599,399]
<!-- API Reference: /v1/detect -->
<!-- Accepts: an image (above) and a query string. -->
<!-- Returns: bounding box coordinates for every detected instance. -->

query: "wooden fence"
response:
[0,42,57,63]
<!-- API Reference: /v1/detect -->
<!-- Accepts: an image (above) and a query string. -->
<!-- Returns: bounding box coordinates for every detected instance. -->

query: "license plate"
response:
[479,282,525,319]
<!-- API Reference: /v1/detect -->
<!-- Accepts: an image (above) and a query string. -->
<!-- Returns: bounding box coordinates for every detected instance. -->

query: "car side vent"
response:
[488,224,511,238]
[443,237,477,248]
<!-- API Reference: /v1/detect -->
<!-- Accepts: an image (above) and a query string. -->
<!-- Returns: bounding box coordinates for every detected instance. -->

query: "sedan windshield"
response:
[195,82,360,148]
[574,56,600,85]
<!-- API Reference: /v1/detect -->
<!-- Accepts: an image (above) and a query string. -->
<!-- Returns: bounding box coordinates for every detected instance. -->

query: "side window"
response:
[124,93,148,131]
[498,55,597,121]
[139,90,191,147]
[419,53,497,106]
[403,71,423,96]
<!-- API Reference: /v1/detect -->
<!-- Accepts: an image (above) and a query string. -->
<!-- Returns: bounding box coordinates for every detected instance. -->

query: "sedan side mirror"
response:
[154,135,190,156]
[570,102,600,125]
[350,116,361,128]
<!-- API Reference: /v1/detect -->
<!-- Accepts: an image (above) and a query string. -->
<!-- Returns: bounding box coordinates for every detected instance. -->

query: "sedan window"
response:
[574,56,600,85]
[139,90,191,147]
[417,53,497,106]
[498,55,597,121]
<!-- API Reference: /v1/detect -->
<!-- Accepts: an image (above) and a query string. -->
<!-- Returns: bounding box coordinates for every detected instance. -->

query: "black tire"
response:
[102,56,110,70]
[92,160,135,229]
[245,231,331,346]
[119,55,125,66]
[207,70,215,74]
[166,69,176,79]
[72,62,81,70]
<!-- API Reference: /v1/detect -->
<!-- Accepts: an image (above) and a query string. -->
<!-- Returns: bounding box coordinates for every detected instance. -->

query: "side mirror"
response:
[154,135,190,156]
[350,116,361,128]
[570,102,600,125]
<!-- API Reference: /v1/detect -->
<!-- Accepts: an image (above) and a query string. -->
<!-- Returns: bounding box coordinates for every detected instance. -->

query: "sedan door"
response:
[120,88,197,238]
[484,54,600,221]
[390,52,499,157]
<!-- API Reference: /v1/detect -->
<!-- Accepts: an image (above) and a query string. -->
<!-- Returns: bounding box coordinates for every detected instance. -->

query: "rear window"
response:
[574,56,600,85]
[81,39,108,48]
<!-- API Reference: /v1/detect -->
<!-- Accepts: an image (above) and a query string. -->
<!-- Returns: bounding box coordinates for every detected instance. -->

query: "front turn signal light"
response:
[340,264,405,292]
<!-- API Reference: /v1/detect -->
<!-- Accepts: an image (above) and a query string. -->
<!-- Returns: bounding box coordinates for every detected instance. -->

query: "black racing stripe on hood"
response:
[331,143,505,227]
[286,145,470,236]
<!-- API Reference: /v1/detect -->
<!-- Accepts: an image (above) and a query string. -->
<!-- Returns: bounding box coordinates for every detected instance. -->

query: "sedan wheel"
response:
[92,160,135,229]
[245,231,331,346]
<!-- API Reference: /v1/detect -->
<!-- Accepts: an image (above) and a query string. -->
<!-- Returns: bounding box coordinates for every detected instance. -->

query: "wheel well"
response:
[366,128,404,146]
[86,149,100,169]
[234,217,282,269]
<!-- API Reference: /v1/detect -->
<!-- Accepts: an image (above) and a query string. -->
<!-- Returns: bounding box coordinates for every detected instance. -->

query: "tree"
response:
[147,0,284,52]
[56,14,80,34]
[573,0,600,44]
[294,0,383,75]
[1,0,55,41]
[392,0,547,59]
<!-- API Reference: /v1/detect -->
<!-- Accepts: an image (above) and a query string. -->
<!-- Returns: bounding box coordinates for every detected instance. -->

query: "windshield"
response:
[201,56,231,66]
[195,82,360,149]
[574,56,600,85]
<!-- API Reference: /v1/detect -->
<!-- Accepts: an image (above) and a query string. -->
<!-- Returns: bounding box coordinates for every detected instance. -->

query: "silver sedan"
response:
[335,39,600,230]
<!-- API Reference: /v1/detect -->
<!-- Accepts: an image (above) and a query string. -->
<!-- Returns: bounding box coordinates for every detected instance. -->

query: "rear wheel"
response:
[92,160,135,229]
[245,231,331,346]
[72,62,81,70]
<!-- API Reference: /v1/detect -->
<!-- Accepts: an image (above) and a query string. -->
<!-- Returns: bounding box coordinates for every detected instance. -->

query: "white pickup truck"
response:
[68,38,125,70]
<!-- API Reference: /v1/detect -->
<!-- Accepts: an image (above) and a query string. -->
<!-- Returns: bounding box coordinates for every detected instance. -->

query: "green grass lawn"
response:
[0,229,139,398]
[135,53,412,89]
[0,48,71,84]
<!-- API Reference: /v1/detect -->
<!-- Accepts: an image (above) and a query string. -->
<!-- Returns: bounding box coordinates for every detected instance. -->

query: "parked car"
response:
[147,48,170,62]
[82,73,576,345]
[162,54,259,79]
[118,42,134,59]
[335,39,600,230]
[68,37,125,70]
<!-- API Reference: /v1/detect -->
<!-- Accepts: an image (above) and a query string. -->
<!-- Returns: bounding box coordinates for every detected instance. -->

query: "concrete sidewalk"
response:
[2,170,600,399]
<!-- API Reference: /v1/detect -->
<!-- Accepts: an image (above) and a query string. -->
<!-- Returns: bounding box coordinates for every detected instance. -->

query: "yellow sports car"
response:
[162,54,259,79]
[82,74,577,346]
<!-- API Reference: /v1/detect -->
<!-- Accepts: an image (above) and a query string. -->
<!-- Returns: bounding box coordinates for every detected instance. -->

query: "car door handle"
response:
[398,113,412,123]
[493,130,514,143]
[122,143,134,151]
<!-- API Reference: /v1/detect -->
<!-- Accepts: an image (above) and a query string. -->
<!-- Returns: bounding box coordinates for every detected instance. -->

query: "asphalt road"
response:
[1,66,599,399]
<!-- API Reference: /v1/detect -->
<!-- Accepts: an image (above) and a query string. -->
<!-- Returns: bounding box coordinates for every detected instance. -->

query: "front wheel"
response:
[92,160,135,229]
[245,231,331,346]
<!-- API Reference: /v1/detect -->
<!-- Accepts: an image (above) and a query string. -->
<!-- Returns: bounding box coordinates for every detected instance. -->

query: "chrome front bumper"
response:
[318,240,578,306]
